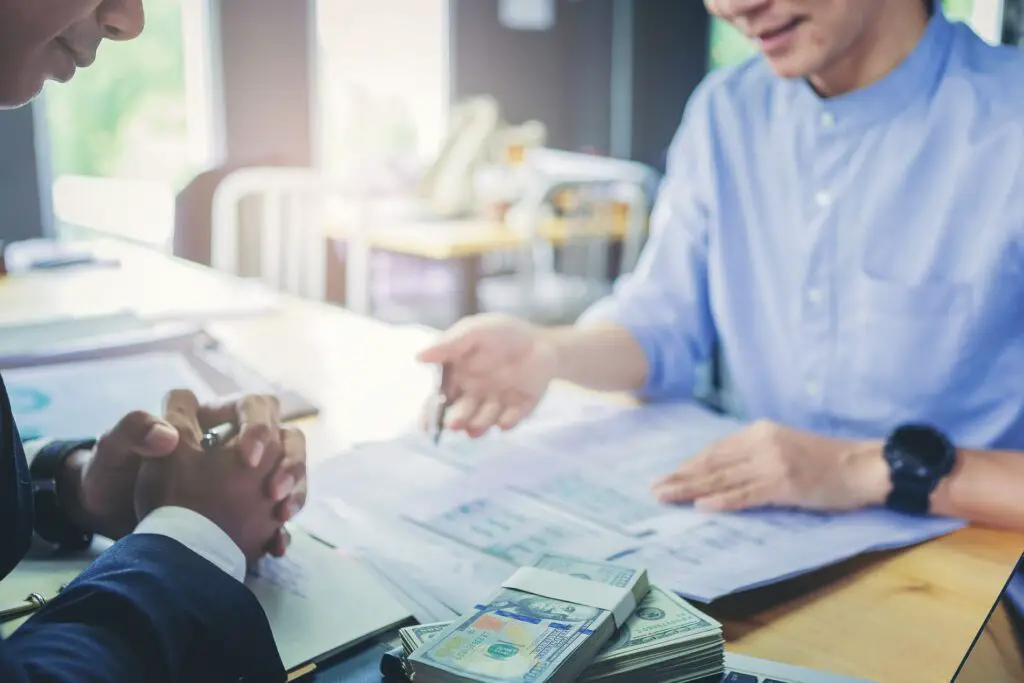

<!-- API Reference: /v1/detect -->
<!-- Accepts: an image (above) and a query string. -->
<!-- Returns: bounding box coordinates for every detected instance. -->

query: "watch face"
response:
[889,424,952,475]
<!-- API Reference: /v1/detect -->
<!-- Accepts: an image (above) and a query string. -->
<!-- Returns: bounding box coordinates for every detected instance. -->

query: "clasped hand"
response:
[64,390,307,563]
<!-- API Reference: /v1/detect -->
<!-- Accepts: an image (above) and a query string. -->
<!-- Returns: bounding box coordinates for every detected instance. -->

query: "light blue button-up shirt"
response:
[581,11,1024,450]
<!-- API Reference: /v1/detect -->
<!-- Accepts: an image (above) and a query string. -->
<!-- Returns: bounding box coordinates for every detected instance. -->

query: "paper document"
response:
[412,385,621,471]
[607,507,964,601]
[444,403,741,535]
[3,352,215,441]
[246,529,412,671]
[1,530,412,672]
[0,313,152,359]
[297,497,512,619]
[303,399,965,605]
[431,404,965,601]
[404,486,635,567]
[307,436,463,514]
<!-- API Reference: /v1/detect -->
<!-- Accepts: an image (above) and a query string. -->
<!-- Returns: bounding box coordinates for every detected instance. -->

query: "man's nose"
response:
[97,0,145,41]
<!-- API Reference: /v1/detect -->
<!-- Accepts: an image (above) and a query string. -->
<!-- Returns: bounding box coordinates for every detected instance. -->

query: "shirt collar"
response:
[788,10,955,130]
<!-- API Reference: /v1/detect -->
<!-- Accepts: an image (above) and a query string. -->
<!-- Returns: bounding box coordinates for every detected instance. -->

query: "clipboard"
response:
[0,323,319,424]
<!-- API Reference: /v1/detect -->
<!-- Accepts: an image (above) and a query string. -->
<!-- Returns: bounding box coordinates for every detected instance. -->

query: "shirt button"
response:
[805,381,821,398]
[821,112,836,127]
[807,288,823,304]
[815,191,833,208]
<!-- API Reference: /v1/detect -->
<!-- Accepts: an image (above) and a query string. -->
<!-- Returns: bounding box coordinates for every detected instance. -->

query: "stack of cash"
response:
[404,554,650,683]
[402,585,724,683]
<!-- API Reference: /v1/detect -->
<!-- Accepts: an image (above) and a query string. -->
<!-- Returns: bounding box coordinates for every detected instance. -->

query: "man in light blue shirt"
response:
[420,0,1024,529]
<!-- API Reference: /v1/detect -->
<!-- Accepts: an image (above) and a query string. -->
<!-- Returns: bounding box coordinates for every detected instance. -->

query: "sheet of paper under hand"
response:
[399,402,965,603]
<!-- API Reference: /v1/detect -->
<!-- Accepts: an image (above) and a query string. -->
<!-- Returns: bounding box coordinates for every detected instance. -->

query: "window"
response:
[708,0,978,71]
[44,0,214,249]
[944,0,976,22]
[315,0,449,176]
[707,18,757,71]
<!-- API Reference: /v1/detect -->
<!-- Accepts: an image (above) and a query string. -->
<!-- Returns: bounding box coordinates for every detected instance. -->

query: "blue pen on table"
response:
[201,422,239,452]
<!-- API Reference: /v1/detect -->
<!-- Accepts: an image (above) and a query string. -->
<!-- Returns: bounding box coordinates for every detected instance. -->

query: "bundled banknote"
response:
[405,554,650,683]
[402,585,724,683]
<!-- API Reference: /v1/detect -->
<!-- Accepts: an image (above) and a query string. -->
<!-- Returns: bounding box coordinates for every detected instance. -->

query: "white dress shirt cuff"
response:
[134,506,247,583]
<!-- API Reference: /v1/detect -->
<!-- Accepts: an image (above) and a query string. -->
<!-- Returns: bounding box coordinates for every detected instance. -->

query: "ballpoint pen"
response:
[0,593,46,624]
[0,584,68,624]
[433,363,451,445]
[201,421,239,451]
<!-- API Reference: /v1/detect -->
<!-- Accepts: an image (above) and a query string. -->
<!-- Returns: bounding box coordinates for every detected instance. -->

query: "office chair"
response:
[209,166,338,304]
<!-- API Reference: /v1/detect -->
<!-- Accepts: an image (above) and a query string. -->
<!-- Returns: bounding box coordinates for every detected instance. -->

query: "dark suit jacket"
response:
[0,373,287,682]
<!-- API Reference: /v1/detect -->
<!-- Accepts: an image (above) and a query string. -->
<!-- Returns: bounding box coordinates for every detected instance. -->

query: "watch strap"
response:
[884,475,933,515]
[28,439,96,550]
[883,425,956,516]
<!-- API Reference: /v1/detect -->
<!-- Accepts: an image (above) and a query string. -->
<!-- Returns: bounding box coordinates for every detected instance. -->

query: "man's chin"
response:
[763,54,816,81]
[0,76,45,110]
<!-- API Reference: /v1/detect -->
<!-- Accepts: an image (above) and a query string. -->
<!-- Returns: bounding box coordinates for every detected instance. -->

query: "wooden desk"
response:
[2,242,1022,683]
[325,212,638,319]
[327,213,635,261]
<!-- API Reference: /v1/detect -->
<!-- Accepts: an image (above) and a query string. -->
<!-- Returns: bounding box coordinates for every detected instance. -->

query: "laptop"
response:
[719,653,872,683]
[951,553,1024,682]
[721,553,1024,683]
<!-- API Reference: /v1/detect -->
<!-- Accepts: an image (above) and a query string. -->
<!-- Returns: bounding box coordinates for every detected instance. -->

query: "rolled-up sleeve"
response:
[578,84,718,400]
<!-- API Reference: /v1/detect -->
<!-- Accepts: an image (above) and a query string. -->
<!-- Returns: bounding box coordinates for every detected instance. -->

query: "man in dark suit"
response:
[1,1,309,681]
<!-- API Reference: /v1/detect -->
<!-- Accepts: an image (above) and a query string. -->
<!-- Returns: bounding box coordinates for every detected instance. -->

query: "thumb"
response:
[416,332,476,365]
[99,410,180,460]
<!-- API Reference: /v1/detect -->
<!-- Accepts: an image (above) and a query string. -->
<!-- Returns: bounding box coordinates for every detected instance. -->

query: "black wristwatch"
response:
[882,424,957,515]
[28,439,96,551]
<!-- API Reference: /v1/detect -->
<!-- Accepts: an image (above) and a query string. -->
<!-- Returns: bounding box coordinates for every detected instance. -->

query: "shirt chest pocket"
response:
[849,273,974,409]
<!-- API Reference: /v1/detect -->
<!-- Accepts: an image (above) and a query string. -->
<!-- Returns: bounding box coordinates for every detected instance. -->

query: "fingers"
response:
[265,527,292,558]
[496,404,527,431]
[237,394,281,468]
[652,446,749,491]
[275,480,307,523]
[466,400,503,437]
[651,432,757,504]
[446,394,481,432]
[416,327,479,365]
[99,409,179,459]
[694,484,770,512]
[197,394,282,467]
[162,389,204,449]
[652,461,754,504]
[268,427,306,504]
[191,393,282,467]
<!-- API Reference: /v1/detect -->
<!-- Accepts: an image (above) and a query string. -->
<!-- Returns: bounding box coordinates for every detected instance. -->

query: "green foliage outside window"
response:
[44,0,190,187]
[708,0,977,70]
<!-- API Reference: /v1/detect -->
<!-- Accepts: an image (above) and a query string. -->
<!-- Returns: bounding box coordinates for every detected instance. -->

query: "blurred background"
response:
[1,0,1017,329]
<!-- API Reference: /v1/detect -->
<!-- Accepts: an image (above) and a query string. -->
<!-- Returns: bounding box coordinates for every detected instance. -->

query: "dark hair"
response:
[926,0,936,15]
